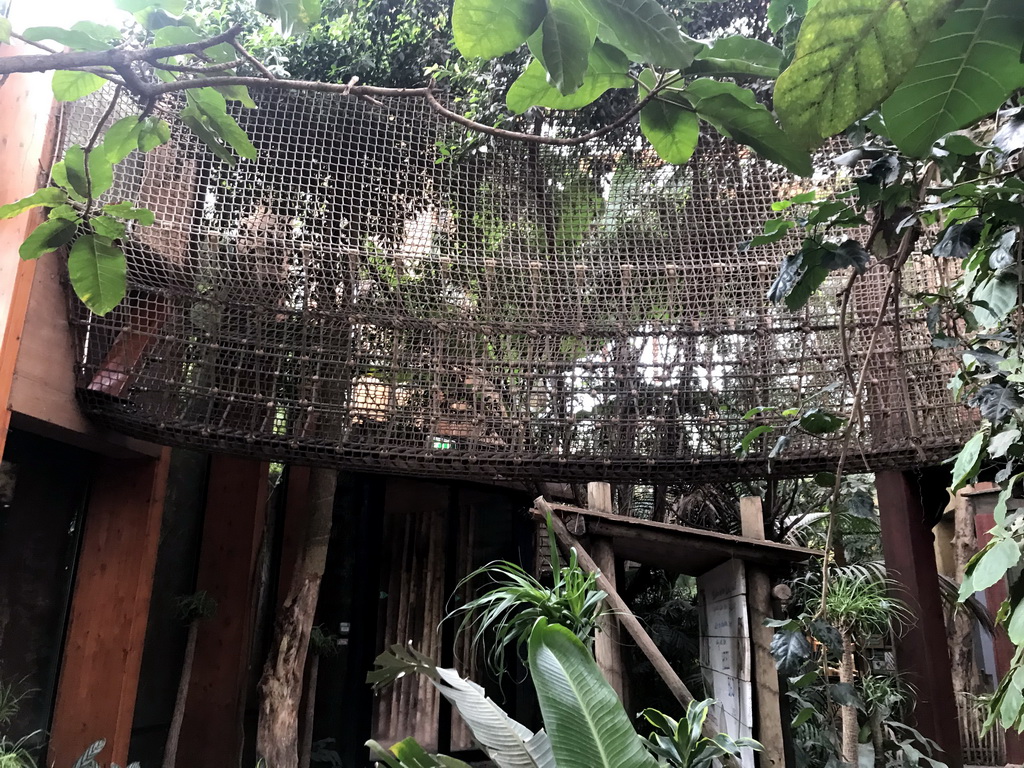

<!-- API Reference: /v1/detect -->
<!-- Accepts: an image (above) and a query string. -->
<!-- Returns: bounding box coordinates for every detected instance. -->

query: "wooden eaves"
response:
[541,500,821,576]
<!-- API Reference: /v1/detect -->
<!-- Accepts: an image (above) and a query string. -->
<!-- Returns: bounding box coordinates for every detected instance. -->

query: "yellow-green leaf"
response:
[506,44,631,114]
[68,235,127,316]
[640,96,699,165]
[0,187,68,220]
[774,0,964,148]
[19,219,78,260]
[453,0,546,58]
[52,70,107,102]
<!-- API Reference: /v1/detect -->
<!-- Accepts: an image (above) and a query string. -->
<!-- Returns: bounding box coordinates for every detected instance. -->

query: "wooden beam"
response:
[587,483,624,700]
[0,44,58,460]
[535,497,737,767]
[176,456,270,767]
[876,470,963,768]
[740,497,785,768]
[48,449,171,767]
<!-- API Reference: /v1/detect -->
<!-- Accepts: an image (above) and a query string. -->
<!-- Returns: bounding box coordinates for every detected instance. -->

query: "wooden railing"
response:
[957,692,1005,766]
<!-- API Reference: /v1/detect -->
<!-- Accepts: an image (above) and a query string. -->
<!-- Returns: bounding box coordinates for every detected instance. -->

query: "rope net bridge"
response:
[63,86,974,481]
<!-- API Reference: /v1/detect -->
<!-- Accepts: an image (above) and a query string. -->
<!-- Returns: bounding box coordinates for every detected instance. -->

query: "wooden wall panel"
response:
[47,449,172,767]
[176,455,269,767]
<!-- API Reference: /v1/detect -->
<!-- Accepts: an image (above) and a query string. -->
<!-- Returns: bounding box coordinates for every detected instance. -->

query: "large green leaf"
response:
[368,645,555,768]
[19,218,78,260]
[181,88,257,164]
[640,96,699,164]
[690,35,784,78]
[367,738,474,768]
[882,0,1024,157]
[528,620,658,768]
[586,0,700,69]
[506,44,631,114]
[52,71,107,102]
[683,79,812,175]
[0,18,11,44]
[453,0,546,58]
[24,22,120,51]
[538,0,596,95]
[61,145,114,200]
[774,0,964,148]
[67,235,127,316]
[0,188,68,220]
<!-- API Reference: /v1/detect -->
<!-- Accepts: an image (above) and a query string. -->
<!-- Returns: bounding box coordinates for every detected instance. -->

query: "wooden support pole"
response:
[876,470,963,768]
[48,450,171,767]
[740,497,785,768]
[589,482,624,702]
[535,497,737,767]
[177,455,270,767]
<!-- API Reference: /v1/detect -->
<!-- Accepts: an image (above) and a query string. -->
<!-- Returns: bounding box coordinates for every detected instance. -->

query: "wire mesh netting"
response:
[64,86,975,482]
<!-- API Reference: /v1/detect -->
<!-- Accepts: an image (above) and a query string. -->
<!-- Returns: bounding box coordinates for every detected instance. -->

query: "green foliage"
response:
[448,519,606,678]
[881,0,1024,157]
[67,236,127,317]
[774,0,965,147]
[506,44,631,114]
[367,737,474,767]
[535,0,596,95]
[452,0,545,59]
[51,71,108,102]
[641,702,761,767]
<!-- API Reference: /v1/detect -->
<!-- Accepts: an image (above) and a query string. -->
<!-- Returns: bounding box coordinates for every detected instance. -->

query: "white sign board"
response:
[697,559,755,768]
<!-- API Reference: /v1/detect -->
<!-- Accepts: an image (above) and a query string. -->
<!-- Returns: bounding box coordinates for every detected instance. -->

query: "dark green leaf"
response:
[972,382,1024,423]
[691,35,784,78]
[950,429,985,494]
[974,272,1020,327]
[812,471,836,487]
[799,408,845,434]
[587,0,700,69]
[0,188,68,219]
[183,88,257,161]
[48,205,82,222]
[90,216,126,240]
[535,0,595,95]
[103,201,156,226]
[768,0,807,34]
[882,0,1024,158]
[734,425,775,457]
[452,0,546,58]
[792,706,816,728]
[640,95,699,165]
[52,70,107,102]
[774,0,964,147]
[62,145,114,200]
[829,682,864,709]
[139,118,172,152]
[102,116,142,163]
[19,219,78,260]
[933,218,982,259]
[67,235,127,316]
[507,44,632,113]
[770,630,811,676]
[809,619,843,656]
[683,78,812,176]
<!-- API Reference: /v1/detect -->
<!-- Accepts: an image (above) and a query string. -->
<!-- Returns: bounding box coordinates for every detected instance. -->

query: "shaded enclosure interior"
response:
[63,87,973,482]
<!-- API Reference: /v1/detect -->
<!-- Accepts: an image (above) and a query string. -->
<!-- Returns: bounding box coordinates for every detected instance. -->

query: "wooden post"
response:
[588,483,624,702]
[876,470,963,768]
[740,497,785,768]
[535,498,737,768]
[176,456,270,767]
[47,450,171,767]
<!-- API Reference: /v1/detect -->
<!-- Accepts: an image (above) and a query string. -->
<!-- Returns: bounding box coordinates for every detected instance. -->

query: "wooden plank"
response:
[0,44,58,459]
[876,470,963,768]
[588,483,625,701]
[740,497,785,768]
[176,456,270,768]
[534,497,737,768]
[546,501,819,572]
[47,449,171,767]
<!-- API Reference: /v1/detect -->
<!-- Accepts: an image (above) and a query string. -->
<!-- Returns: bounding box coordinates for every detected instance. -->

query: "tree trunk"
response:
[298,654,319,768]
[256,468,338,768]
[950,491,978,696]
[839,630,859,766]
[162,619,199,768]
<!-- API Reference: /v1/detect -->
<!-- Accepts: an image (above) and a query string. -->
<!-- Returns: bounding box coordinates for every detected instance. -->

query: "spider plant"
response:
[447,515,607,678]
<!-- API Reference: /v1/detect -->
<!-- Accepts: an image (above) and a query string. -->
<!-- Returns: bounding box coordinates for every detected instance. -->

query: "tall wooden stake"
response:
[589,483,625,702]
[740,497,785,768]
[257,467,338,768]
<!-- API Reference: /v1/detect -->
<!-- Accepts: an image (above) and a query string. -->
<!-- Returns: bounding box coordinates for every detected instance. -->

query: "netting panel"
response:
[64,86,974,481]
